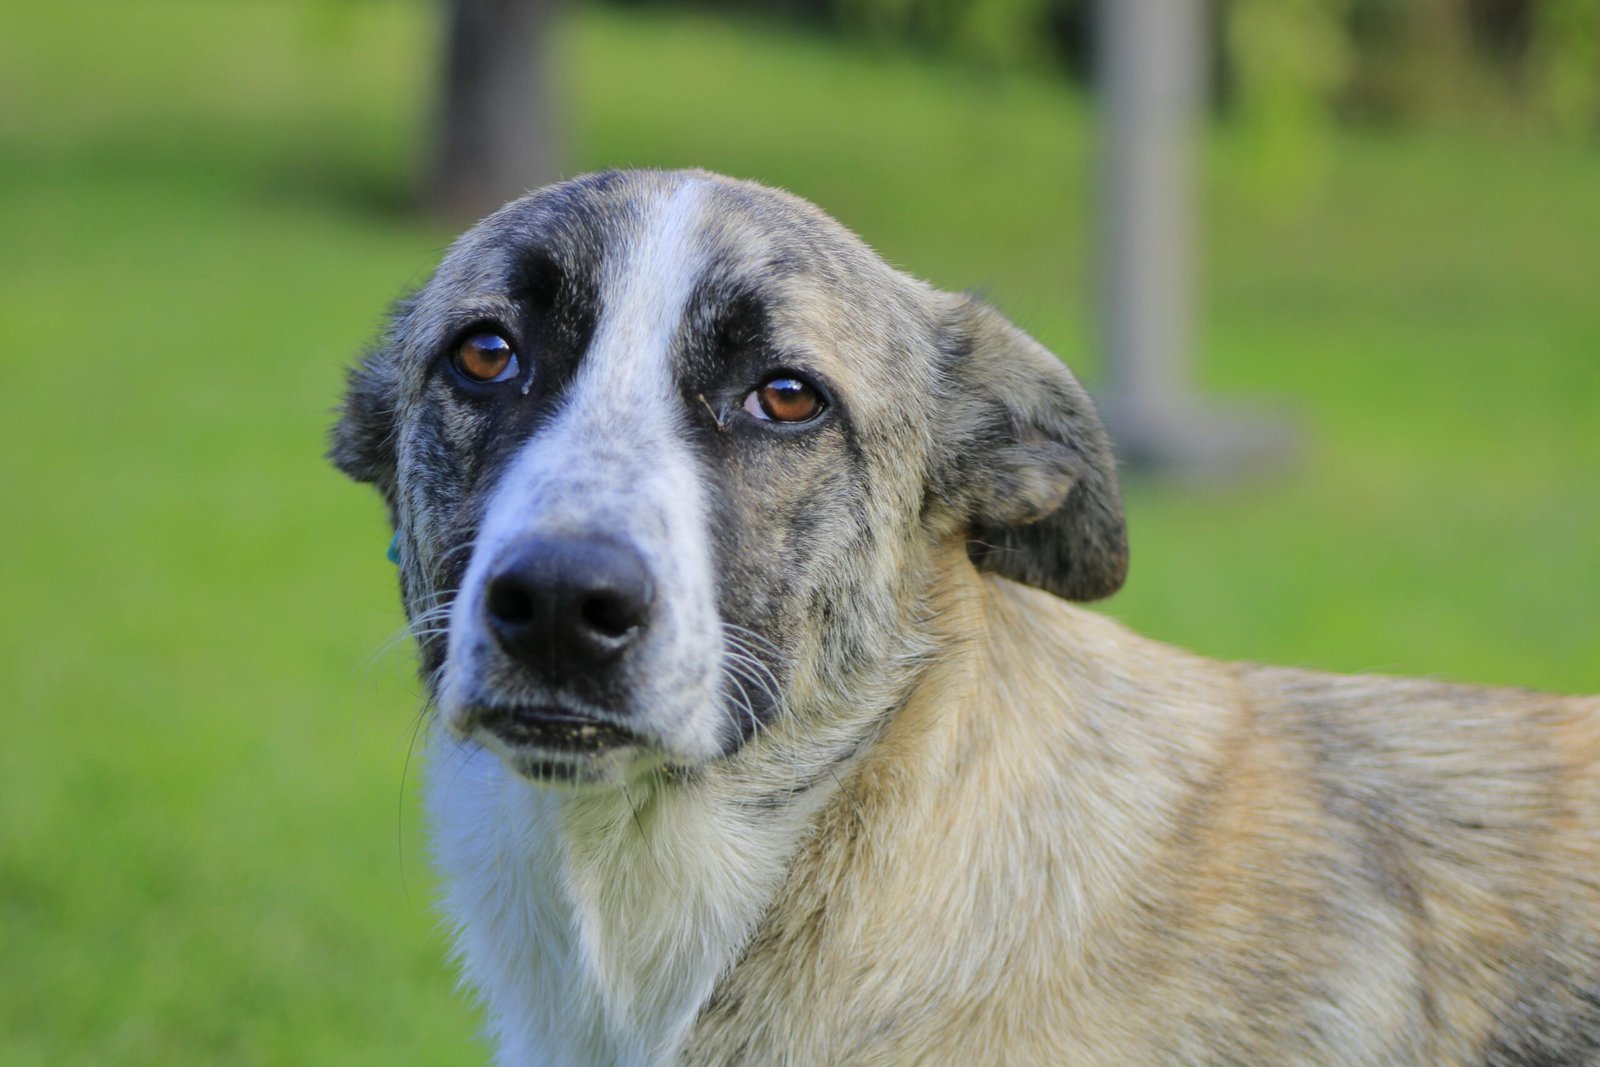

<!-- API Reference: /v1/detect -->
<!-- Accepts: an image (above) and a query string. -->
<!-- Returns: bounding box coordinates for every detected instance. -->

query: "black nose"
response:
[483,536,655,678]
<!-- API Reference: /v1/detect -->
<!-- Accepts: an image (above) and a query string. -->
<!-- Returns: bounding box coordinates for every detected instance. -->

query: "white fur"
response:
[428,735,836,1066]
[430,179,825,1065]
[440,179,724,763]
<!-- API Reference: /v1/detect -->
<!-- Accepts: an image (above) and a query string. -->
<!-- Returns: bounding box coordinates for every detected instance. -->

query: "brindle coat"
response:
[332,169,1600,1066]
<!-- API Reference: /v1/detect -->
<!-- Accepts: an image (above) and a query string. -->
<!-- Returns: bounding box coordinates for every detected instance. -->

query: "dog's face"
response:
[333,170,1126,787]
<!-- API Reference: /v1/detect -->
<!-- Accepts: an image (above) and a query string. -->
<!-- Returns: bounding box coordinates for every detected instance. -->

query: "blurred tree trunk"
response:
[424,0,561,223]
[1404,0,1480,117]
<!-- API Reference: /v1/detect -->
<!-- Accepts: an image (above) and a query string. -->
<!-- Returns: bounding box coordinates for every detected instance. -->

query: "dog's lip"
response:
[472,704,642,753]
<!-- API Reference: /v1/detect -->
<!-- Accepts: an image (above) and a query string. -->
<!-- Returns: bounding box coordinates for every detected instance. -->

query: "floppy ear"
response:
[933,299,1128,602]
[330,291,417,490]
[328,346,401,491]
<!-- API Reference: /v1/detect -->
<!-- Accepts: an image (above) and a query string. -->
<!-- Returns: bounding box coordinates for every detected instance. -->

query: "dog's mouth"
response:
[472,704,643,754]
[466,705,669,786]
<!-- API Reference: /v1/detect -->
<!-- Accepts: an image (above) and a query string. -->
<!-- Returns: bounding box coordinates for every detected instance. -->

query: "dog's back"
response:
[1240,664,1600,1065]
[685,570,1600,1065]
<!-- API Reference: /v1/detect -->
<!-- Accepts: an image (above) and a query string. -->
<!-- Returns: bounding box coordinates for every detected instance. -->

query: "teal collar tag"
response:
[386,534,401,565]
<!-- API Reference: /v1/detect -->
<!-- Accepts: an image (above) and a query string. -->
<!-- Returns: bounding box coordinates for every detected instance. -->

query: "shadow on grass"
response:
[8,118,428,228]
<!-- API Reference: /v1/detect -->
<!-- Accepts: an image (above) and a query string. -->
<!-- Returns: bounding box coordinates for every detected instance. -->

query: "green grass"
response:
[2,1,1597,1061]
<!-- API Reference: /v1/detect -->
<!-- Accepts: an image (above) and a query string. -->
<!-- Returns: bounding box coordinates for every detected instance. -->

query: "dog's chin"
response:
[484,739,657,790]
[454,705,643,787]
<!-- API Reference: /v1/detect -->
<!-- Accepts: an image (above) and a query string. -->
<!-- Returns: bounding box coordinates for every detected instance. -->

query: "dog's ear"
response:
[329,346,401,490]
[330,293,416,490]
[933,299,1128,601]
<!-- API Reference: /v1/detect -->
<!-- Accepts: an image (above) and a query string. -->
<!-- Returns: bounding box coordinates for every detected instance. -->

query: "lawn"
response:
[1,1,1596,1062]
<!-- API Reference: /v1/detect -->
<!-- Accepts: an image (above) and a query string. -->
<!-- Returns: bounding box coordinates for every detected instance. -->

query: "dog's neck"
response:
[424,549,1005,1066]
[677,566,1244,1062]
[427,739,819,1066]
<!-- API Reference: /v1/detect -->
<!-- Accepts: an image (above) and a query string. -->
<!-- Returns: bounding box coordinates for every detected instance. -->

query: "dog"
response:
[332,169,1600,1066]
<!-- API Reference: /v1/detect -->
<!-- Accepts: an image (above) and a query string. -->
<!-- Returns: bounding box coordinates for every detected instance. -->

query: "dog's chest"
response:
[426,740,817,1066]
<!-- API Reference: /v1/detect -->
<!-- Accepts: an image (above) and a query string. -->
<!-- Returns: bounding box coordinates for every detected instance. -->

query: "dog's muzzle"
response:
[463,534,656,752]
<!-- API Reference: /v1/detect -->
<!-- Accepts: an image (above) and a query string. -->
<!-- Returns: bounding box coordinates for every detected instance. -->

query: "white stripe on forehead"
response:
[581,178,710,406]
[476,177,712,529]
[446,177,725,759]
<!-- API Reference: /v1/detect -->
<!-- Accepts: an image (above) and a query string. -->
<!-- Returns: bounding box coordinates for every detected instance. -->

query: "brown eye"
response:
[452,332,519,384]
[744,376,823,424]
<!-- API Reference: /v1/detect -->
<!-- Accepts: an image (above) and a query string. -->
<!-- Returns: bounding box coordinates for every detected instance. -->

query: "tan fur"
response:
[335,171,1600,1064]
[683,542,1600,1065]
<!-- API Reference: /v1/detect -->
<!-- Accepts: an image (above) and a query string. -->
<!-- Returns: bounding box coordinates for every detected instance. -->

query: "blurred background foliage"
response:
[770,0,1600,136]
[0,0,1596,1062]
[689,0,1600,209]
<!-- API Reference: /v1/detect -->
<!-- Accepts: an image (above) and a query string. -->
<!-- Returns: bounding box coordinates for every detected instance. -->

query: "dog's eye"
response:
[743,376,823,424]
[452,333,519,384]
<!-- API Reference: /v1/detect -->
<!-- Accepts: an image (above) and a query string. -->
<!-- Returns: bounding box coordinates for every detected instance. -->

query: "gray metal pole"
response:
[1102,0,1202,419]
[1096,0,1296,478]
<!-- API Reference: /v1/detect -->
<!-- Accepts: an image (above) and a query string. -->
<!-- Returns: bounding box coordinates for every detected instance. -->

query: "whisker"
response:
[724,657,780,712]
[719,666,764,742]
[621,784,671,885]
[722,622,788,663]
[724,648,782,706]
[361,627,420,674]
[721,626,788,679]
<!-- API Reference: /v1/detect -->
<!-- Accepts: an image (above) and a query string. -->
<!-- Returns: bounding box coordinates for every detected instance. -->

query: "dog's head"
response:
[333,170,1126,787]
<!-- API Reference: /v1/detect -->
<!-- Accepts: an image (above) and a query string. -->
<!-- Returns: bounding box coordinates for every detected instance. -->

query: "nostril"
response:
[487,578,536,627]
[481,536,654,674]
[580,591,642,640]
